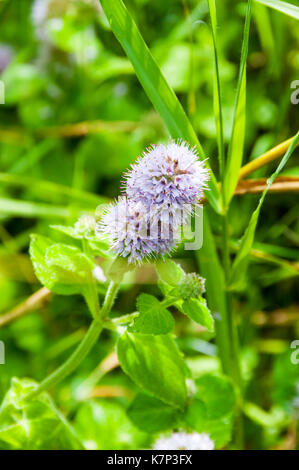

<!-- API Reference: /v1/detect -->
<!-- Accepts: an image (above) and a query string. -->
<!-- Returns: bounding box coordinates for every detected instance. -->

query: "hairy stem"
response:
[22,281,118,401]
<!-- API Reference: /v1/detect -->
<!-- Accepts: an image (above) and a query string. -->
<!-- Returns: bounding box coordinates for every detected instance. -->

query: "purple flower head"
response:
[99,140,209,264]
[124,141,209,211]
[98,197,177,264]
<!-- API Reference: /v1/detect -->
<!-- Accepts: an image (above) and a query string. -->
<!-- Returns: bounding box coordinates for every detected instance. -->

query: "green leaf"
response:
[255,0,299,19]
[51,225,83,240]
[185,399,234,448]
[51,225,111,258]
[156,259,185,286]
[117,331,187,409]
[208,0,225,177]
[195,374,236,419]
[75,400,147,450]
[223,0,252,207]
[30,234,95,296]
[100,0,221,213]
[127,393,180,433]
[0,198,71,219]
[129,294,174,335]
[181,298,214,332]
[0,378,81,450]
[184,373,236,447]
[230,131,299,290]
[106,257,135,283]
[2,63,46,104]
[196,213,232,377]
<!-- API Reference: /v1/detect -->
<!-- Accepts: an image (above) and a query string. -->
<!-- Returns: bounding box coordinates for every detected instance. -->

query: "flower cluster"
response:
[153,431,214,451]
[100,197,174,263]
[99,141,209,263]
[177,273,206,300]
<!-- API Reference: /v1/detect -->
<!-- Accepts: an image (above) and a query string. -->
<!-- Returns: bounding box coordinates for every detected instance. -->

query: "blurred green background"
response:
[0,0,298,449]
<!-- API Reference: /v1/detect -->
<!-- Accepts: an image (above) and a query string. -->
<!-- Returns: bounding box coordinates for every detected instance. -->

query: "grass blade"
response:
[208,0,225,179]
[223,0,253,208]
[229,131,299,290]
[99,0,221,213]
[255,0,299,19]
[0,173,106,206]
[0,198,73,219]
[196,213,234,378]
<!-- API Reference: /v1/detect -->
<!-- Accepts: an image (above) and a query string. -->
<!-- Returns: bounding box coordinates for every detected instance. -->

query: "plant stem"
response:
[105,296,179,328]
[82,238,101,319]
[22,281,118,401]
[22,319,104,401]
[238,135,298,180]
[221,212,244,448]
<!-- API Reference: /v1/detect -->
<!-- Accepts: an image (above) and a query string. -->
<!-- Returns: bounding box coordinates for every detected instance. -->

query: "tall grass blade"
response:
[208,0,225,179]
[196,213,235,379]
[255,0,299,19]
[99,0,221,213]
[223,0,252,208]
[229,131,299,290]
[0,198,73,219]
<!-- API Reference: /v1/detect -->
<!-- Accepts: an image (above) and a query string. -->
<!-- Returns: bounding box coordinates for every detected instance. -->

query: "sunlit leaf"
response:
[223,0,253,207]
[129,293,174,335]
[0,378,81,450]
[127,393,180,433]
[117,331,187,409]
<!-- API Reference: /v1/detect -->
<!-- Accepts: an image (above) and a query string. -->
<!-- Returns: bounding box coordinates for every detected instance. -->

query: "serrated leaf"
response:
[30,234,95,296]
[184,373,236,447]
[75,400,147,450]
[127,393,180,433]
[181,298,214,332]
[184,399,234,448]
[117,331,187,409]
[0,378,81,450]
[51,225,111,258]
[194,374,236,419]
[51,225,82,239]
[156,259,185,286]
[106,257,135,283]
[129,294,174,335]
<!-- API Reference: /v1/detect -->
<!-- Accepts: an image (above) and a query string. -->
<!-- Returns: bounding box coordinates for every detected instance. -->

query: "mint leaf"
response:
[129,294,174,335]
[184,373,236,447]
[0,378,81,450]
[181,297,214,331]
[75,400,147,450]
[128,393,180,433]
[156,259,185,286]
[30,234,95,296]
[117,331,187,409]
